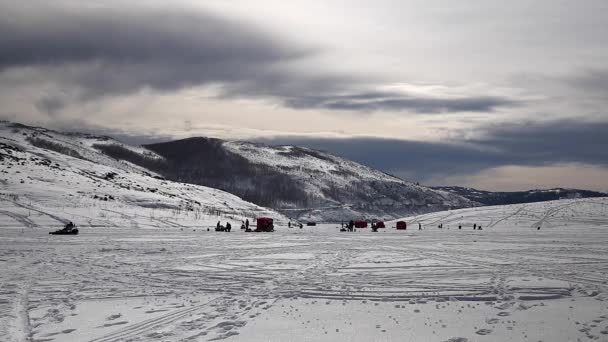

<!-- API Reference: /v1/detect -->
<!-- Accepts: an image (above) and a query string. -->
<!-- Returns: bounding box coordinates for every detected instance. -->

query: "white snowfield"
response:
[1,197,608,341]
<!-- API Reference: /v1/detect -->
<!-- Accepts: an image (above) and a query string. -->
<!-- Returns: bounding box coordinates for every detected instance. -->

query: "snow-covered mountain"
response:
[133,138,476,222]
[432,185,607,206]
[0,122,286,230]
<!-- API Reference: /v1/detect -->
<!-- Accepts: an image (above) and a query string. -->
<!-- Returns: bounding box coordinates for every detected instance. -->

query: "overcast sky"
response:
[1,0,607,191]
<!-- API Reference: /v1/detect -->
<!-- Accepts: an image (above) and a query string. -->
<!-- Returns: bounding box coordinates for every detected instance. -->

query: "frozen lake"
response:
[2,198,608,341]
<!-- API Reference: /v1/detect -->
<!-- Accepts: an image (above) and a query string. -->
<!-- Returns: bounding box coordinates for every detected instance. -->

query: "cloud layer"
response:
[0,1,515,114]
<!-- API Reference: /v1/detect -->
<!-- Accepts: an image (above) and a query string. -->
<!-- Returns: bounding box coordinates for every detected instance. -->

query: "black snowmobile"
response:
[50,222,79,235]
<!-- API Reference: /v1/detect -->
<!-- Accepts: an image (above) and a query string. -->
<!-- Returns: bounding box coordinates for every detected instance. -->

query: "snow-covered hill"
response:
[0,122,286,231]
[432,185,607,206]
[393,197,608,231]
[136,138,477,222]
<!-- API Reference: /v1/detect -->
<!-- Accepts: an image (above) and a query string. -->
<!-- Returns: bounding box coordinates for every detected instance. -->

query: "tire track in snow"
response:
[90,296,223,342]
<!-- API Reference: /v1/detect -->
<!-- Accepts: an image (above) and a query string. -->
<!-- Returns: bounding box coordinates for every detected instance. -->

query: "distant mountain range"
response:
[431,186,607,206]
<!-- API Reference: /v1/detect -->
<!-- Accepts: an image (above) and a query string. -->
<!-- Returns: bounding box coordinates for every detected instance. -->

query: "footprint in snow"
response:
[475,329,493,335]
[106,313,122,320]
[145,309,169,313]
[102,321,129,327]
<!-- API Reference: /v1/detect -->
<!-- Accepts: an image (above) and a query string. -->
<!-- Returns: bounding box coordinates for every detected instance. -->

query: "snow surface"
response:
[2,198,608,341]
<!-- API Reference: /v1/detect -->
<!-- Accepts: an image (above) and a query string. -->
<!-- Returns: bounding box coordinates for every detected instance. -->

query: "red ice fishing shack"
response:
[396,221,407,230]
[354,220,368,228]
[255,217,275,232]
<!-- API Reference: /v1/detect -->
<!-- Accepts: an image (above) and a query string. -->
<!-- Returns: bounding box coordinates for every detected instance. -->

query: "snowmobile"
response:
[50,223,79,235]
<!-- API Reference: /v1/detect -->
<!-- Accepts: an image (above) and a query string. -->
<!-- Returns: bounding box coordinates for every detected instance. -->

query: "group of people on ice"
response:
[215,218,259,232]
[216,221,232,232]
[215,219,252,232]
[435,223,482,230]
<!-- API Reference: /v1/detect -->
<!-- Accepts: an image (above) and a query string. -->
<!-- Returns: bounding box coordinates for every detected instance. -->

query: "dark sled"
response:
[49,228,79,235]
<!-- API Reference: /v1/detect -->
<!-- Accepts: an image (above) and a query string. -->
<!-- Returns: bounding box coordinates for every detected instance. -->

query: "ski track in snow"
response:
[1,198,608,341]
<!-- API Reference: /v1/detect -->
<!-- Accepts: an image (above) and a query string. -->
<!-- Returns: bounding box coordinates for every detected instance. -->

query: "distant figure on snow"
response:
[418,223,421,230]
[537,226,541,230]
[217,221,221,229]
[473,223,477,230]
[245,219,249,230]
[458,225,462,230]
[226,222,231,232]
[288,222,292,228]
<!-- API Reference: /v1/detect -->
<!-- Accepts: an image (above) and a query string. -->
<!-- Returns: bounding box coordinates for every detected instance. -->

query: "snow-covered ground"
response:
[2,198,608,341]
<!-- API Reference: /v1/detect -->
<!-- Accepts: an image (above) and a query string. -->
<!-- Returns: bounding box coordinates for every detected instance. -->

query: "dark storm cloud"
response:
[0,3,310,96]
[255,120,608,182]
[472,120,608,166]
[0,2,514,113]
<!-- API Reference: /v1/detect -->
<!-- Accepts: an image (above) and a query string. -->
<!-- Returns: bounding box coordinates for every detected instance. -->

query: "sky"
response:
[1,0,607,191]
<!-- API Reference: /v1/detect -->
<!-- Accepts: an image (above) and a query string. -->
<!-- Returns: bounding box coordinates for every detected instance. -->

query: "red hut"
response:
[396,221,407,230]
[354,220,368,228]
[375,221,386,228]
[255,217,274,232]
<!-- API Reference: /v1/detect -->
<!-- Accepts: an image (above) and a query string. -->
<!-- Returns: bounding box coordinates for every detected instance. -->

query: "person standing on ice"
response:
[245,219,249,230]
[217,221,221,229]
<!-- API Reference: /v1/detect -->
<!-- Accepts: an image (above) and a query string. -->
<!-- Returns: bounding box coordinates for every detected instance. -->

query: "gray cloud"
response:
[0,3,309,97]
[567,69,608,98]
[283,92,516,113]
[35,97,65,116]
[0,2,515,114]
[0,4,308,68]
